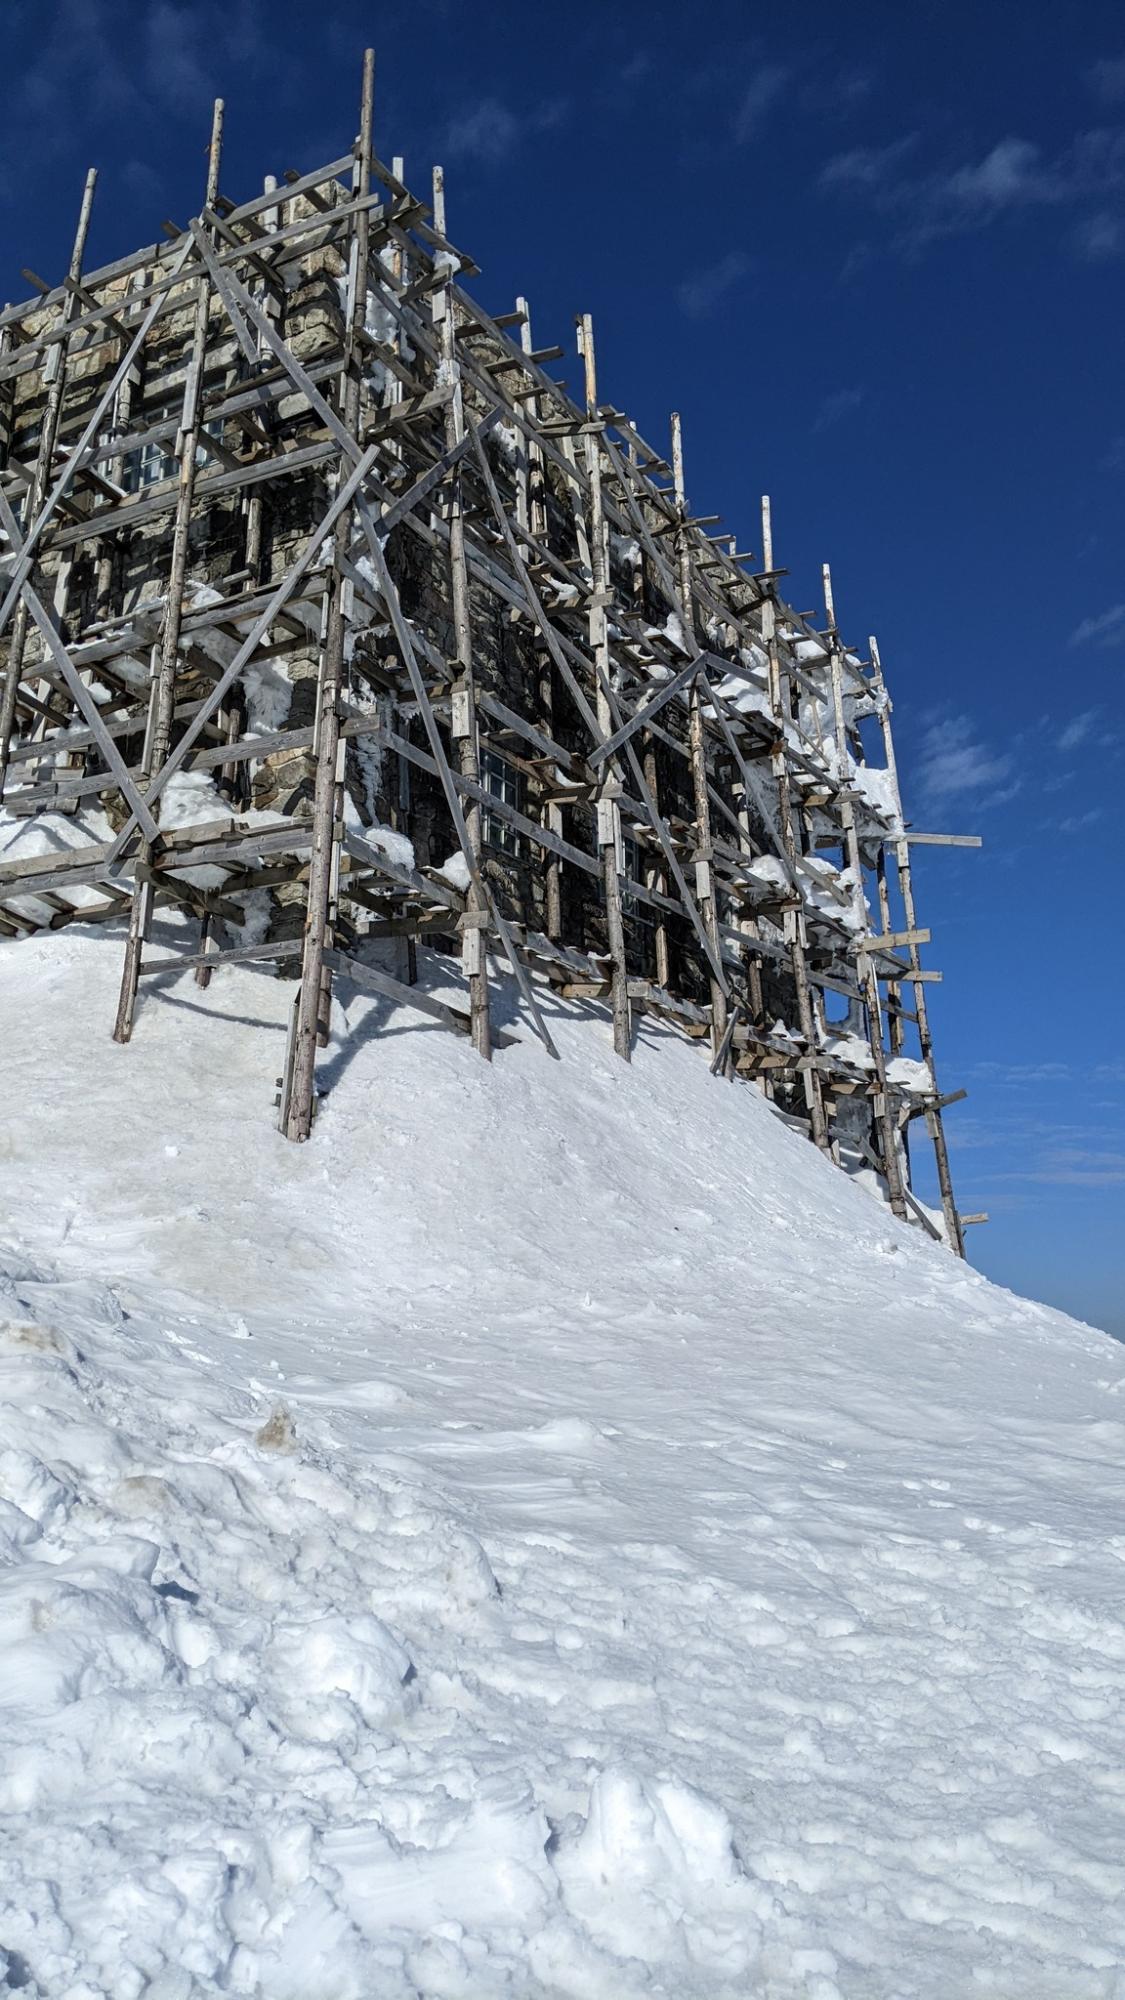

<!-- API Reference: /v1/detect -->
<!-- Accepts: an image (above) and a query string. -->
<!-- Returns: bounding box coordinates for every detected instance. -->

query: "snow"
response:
[354,818,415,871]
[846,760,902,833]
[824,1029,876,1072]
[240,657,293,736]
[743,854,793,899]
[712,644,774,724]
[494,421,523,462]
[0,804,119,924]
[662,611,689,654]
[1,919,1124,1998]
[798,853,868,933]
[886,1053,934,1094]
[438,850,472,891]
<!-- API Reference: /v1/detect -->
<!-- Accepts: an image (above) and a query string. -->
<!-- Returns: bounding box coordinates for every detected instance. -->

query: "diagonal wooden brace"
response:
[353,499,560,1061]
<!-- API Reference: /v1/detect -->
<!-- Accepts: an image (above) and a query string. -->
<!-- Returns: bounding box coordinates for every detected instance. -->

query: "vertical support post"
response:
[760,496,830,1150]
[670,413,725,1056]
[387,156,415,986]
[432,163,490,1060]
[642,738,672,988]
[736,778,769,1090]
[580,314,630,1060]
[874,839,903,1053]
[871,635,964,1254]
[822,564,906,1216]
[94,268,145,627]
[241,174,283,593]
[0,169,97,793]
[627,474,670,988]
[518,298,563,941]
[281,51,375,1135]
[115,106,225,1043]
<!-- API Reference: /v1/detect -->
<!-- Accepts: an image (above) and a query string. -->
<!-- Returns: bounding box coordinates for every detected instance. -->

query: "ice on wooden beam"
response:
[0,49,974,1247]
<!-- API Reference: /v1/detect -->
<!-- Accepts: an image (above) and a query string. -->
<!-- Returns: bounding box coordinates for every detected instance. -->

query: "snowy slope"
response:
[2,919,1124,2000]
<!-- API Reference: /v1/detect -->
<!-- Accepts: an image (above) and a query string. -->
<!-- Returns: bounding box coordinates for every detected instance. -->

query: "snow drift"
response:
[1,919,1123,1999]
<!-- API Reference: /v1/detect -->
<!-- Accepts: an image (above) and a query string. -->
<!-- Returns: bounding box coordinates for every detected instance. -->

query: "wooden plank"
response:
[899,833,982,848]
[342,829,466,914]
[865,926,931,951]
[50,440,340,554]
[352,498,561,1061]
[140,937,303,976]
[323,947,471,1035]
[374,407,503,538]
[467,422,727,997]
[587,653,703,767]
[0,236,196,640]
[104,445,379,860]
[0,498,163,848]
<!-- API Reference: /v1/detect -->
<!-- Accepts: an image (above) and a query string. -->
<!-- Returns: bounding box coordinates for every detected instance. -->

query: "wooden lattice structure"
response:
[0,54,981,1251]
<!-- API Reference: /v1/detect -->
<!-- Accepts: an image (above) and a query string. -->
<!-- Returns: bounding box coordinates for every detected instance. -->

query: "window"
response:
[121,411,223,495]
[481,750,521,853]
[122,428,177,494]
[621,834,653,924]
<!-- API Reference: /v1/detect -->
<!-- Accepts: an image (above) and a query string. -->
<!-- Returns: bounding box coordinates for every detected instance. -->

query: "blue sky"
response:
[3,0,1123,1335]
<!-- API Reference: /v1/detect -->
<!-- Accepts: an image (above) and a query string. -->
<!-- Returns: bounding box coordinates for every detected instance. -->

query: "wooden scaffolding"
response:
[0,54,981,1252]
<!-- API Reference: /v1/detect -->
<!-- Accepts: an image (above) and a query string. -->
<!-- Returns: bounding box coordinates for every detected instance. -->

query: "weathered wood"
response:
[353,497,560,1060]
[587,653,703,767]
[105,446,378,862]
[323,947,471,1035]
[579,315,630,1061]
[281,50,376,1140]
[823,564,905,1216]
[141,937,303,976]
[899,832,983,848]
[433,164,491,1062]
[115,100,228,1046]
[870,634,965,1254]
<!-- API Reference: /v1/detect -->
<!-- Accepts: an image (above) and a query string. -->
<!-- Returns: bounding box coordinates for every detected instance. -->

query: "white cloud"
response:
[15,0,135,123]
[444,95,568,167]
[1009,1147,1125,1187]
[968,1060,1072,1084]
[1087,55,1125,102]
[820,135,919,191]
[944,137,1042,207]
[821,126,1125,254]
[733,63,789,142]
[915,714,1016,803]
[677,250,752,320]
[1074,211,1124,259]
[1069,604,1125,648]
[812,386,865,433]
[1058,707,1100,750]
[145,0,214,109]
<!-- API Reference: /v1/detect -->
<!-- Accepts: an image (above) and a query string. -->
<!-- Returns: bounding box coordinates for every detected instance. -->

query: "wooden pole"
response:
[280,51,376,1135]
[580,315,630,1060]
[0,169,97,791]
[433,164,491,1061]
[114,104,224,1044]
[518,298,563,941]
[822,564,906,1216]
[760,497,831,1150]
[671,414,726,1057]
[871,633,965,1254]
